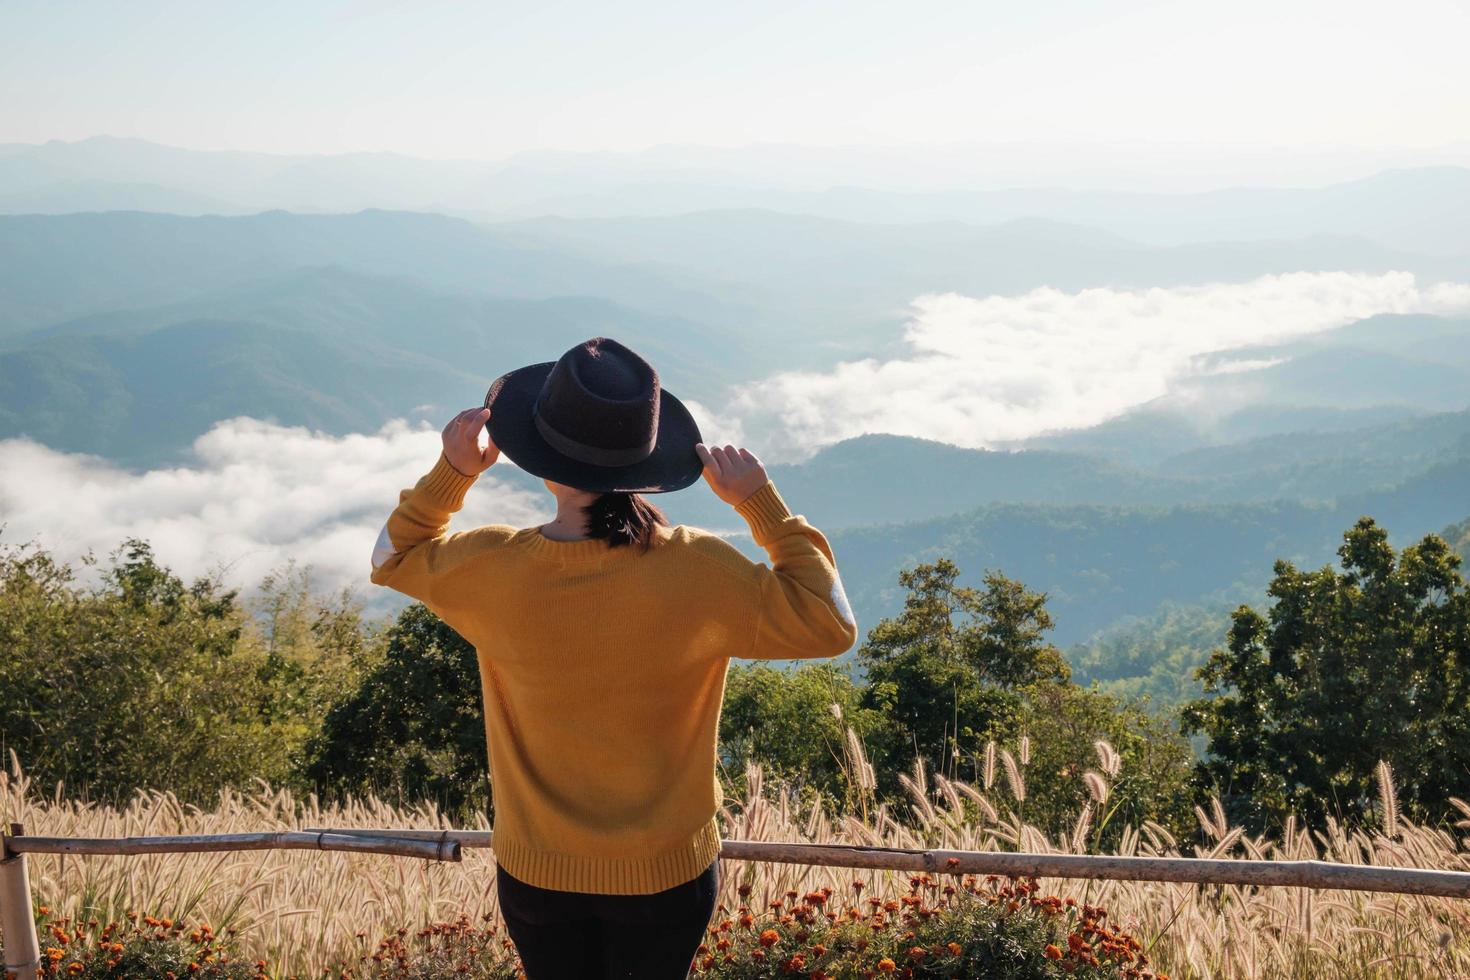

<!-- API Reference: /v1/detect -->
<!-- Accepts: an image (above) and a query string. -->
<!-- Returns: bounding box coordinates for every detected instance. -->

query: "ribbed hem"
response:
[491,818,722,895]
[733,481,792,544]
[419,453,477,512]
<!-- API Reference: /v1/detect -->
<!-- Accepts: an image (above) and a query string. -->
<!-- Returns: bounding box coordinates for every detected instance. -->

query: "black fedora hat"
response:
[483,337,704,493]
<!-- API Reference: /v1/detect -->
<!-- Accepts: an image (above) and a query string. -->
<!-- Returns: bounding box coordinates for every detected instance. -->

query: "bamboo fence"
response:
[4,822,1470,980]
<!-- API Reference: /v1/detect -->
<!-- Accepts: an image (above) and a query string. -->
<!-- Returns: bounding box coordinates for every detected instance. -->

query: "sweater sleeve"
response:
[369,453,494,609]
[732,481,860,660]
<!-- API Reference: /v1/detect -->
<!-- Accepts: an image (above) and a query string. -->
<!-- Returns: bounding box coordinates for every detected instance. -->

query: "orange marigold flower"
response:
[1044,944,1063,959]
[759,929,780,947]
[947,942,962,955]
[876,957,897,972]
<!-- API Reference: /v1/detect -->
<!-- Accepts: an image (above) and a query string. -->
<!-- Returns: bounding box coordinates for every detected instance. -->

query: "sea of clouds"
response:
[734,271,1470,458]
[0,418,550,602]
[3,271,1467,602]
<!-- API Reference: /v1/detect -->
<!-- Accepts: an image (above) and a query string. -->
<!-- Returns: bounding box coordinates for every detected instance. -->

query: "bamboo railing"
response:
[4,823,1470,980]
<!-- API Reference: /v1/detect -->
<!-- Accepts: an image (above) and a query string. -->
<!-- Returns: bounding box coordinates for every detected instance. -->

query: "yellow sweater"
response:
[369,453,858,894]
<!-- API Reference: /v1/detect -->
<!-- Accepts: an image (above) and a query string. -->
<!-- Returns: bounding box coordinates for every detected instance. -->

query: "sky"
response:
[3,0,1469,162]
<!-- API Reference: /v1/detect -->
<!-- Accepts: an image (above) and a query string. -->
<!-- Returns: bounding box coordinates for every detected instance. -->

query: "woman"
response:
[369,337,858,979]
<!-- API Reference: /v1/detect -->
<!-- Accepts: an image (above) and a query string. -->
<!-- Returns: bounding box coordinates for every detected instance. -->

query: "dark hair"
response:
[584,492,668,550]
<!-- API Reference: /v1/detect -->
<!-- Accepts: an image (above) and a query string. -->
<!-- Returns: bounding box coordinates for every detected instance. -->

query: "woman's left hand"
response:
[443,407,500,476]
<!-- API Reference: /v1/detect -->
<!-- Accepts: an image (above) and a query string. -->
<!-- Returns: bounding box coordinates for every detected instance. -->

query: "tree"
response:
[0,539,305,805]
[1181,518,1470,831]
[719,662,883,806]
[1018,682,1195,844]
[304,603,491,821]
[858,561,1067,790]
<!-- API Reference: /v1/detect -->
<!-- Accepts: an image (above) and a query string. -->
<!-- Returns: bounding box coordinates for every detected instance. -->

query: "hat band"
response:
[533,410,657,468]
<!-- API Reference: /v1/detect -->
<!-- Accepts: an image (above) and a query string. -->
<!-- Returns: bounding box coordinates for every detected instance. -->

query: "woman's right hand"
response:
[442,407,500,476]
[695,443,769,506]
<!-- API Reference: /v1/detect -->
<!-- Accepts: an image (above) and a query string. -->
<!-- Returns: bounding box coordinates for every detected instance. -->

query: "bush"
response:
[10,907,260,979]
[689,875,1161,979]
[348,916,522,979]
[0,539,325,807]
[304,603,491,821]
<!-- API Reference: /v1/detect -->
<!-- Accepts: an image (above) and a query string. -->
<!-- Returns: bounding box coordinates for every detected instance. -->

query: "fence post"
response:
[1,822,41,980]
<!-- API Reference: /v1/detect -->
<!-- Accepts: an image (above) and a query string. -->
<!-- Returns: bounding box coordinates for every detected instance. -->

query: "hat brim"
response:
[484,362,705,494]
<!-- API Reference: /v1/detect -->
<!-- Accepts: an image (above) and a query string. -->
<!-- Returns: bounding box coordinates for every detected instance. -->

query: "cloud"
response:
[730,271,1470,458]
[0,418,550,605]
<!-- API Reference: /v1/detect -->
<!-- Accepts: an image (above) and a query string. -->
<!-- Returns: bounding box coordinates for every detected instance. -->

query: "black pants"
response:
[496,860,719,980]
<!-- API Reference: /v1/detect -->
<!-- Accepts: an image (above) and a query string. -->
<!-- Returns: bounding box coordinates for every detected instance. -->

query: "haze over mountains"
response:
[1,136,1468,701]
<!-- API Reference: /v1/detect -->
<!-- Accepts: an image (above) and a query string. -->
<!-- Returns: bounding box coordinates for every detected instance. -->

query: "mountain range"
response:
[3,137,1469,255]
[1,144,1467,705]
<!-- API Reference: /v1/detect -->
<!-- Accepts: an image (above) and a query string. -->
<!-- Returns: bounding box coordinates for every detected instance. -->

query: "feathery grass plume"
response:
[1083,770,1111,806]
[951,781,999,823]
[1094,739,1122,778]
[934,774,966,822]
[828,702,842,721]
[982,740,997,790]
[898,771,937,827]
[1203,826,1245,858]
[1019,734,1032,766]
[843,727,876,793]
[1211,797,1228,838]
[1141,819,1178,851]
[1375,760,1400,838]
[1195,803,1227,842]
[999,748,1026,803]
[1071,800,1095,854]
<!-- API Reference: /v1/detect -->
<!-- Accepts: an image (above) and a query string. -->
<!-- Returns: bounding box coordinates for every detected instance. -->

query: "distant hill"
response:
[0,267,740,466]
[0,179,244,216]
[0,210,749,347]
[660,409,1470,531]
[808,456,1470,647]
[4,137,1468,256]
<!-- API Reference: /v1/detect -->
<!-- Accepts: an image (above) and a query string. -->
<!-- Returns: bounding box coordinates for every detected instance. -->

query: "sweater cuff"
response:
[733,480,792,542]
[418,453,478,511]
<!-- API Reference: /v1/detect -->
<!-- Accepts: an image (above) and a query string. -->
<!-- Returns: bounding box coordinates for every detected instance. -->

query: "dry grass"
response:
[5,744,1470,979]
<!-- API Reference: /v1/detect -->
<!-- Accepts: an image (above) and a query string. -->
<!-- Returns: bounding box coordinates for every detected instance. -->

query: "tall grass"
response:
[4,744,1470,979]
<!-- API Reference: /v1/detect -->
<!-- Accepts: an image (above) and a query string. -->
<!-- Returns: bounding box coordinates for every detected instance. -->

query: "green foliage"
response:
[858,561,1063,790]
[0,539,326,806]
[719,663,883,805]
[305,603,491,821]
[0,539,368,807]
[1018,683,1195,844]
[14,907,259,979]
[1181,518,1470,830]
[855,561,1193,839]
[1069,601,1237,715]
